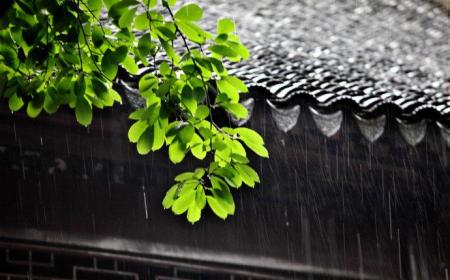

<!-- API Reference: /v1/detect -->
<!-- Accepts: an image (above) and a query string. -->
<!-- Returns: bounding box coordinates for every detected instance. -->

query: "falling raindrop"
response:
[284,207,289,227]
[142,185,149,220]
[90,149,94,176]
[91,214,96,235]
[357,232,364,279]
[13,121,17,141]
[18,138,22,156]
[409,244,418,280]
[100,117,104,139]
[389,191,393,240]
[21,160,26,180]
[106,163,112,198]
[397,229,402,279]
[82,152,88,180]
[65,133,70,156]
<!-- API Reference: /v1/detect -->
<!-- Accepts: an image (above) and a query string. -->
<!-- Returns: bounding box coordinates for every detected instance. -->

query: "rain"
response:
[0,0,449,278]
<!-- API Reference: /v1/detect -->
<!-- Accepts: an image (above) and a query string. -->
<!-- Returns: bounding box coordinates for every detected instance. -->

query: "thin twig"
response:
[75,8,112,82]
[79,0,114,47]
[165,4,221,166]
[76,1,84,73]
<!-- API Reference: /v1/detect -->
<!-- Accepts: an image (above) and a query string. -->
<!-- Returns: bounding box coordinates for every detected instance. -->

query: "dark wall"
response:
[0,97,448,279]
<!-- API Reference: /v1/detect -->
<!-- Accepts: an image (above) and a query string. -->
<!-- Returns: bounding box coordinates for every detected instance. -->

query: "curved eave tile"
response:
[397,119,427,146]
[309,107,343,137]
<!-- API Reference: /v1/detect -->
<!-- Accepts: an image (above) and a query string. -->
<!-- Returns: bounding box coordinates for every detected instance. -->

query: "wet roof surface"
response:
[198,0,450,120]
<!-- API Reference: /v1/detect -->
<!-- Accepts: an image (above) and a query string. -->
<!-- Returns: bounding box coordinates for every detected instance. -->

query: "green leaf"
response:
[88,0,103,16]
[214,33,228,43]
[229,41,250,60]
[0,46,19,69]
[108,0,139,18]
[195,105,209,120]
[152,120,165,151]
[234,164,260,187]
[225,76,248,93]
[109,88,123,104]
[146,0,157,8]
[175,172,195,182]
[103,0,116,9]
[235,128,268,157]
[224,102,248,119]
[178,124,195,144]
[216,76,248,102]
[213,166,242,188]
[129,109,146,120]
[231,153,249,164]
[176,20,208,44]
[92,26,104,48]
[113,46,128,63]
[8,93,24,112]
[166,121,182,144]
[212,136,228,151]
[187,203,201,224]
[217,18,235,34]
[181,87,197,115]
[138,33,154,57]
[91,78,108,97]
[230,139,247,156]
[169,140,186,163]
[206,196,227,220]
[161,41,180,65]
[159,62,171,76]
[162,184,178,209]
[16,0,34,15]
[122,55,139,75]
[73,76,86,96]
[209,44,238,58]
[43,94,60,114]
[180,181,199,195]
[119,7,137,28]
[174,3,203,22]
[195,186,206,208]
[190,133,206,159]
[198,127,214,139]
[163,0,176,7]
[134,13,149,31]
[235,127,264,145]
[194,168,205,179]
[208,57,225,74]
[156,25,177,40]
[128,120,149,143]
[139,73,158,94]
[102,50,119,80]
[172,190,195,215]
[137,127,154,155]
[26,96,44,118]
[75,96,92,126]
[243,141,269,158]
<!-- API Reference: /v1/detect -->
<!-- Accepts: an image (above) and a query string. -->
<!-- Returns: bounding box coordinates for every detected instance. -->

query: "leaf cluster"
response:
[0,0,268,223]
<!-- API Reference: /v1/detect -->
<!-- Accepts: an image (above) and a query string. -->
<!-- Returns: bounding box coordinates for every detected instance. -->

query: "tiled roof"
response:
[118,0,450,144]
[198,0,450,121]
